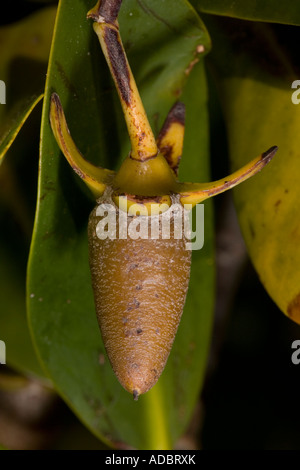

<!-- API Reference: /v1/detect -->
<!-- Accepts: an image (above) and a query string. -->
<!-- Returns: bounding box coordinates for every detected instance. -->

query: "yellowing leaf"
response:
[207,16,300,323]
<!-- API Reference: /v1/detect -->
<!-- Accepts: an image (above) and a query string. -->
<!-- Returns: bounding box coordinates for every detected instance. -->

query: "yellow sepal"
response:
[113,193,172,216]
[178,146,278,208]
[49,93,115,199]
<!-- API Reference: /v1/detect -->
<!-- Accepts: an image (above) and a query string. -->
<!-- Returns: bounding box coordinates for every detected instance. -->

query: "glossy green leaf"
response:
[28,0,214,449]
[0,5,56,164]
[0,6,56,165]
[0,6,57,162]
[0,7,56,375]
[191,0,300,26]
[0,225,43,375]
[0,94,43,164]
[206,16,300,323]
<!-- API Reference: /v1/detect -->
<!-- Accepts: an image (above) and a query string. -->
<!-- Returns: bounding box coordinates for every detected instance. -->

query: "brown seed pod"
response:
[88,192,191,398]
[49,0,277,399]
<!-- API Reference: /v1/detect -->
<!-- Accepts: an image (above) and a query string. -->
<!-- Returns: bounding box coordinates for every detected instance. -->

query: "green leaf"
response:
[0,6,57,164]
[206,16,300,323]
[0,5,57,163]
[0,227,43,375]
[0,6,56,375]
[190,0,300,26]
[28,0,214,449]
[0,6,57,162]
[0,94,43,164]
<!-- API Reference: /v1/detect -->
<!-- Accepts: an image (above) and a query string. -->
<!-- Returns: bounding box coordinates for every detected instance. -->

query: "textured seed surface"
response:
[88,193,191,396]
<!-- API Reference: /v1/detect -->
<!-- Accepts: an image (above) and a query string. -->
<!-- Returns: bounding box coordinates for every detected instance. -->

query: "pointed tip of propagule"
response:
[133,389,139,401]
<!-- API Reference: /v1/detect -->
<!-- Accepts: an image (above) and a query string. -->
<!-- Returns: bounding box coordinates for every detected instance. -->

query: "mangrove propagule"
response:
[49,0,277,399]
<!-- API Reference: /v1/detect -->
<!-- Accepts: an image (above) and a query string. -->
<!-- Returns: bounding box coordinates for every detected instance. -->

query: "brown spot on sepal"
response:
[287,293,300,324]
[158,144,181,176]
[249,221,255,239]
[261,145,278,163]
[274,199,282,212]
[122,194,165,205]
[158,102,185,136]
[157,101,185,176]
[51,91,62,111]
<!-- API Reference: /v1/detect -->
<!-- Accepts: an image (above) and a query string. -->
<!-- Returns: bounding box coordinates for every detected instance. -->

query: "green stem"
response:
[143,383,173,450]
